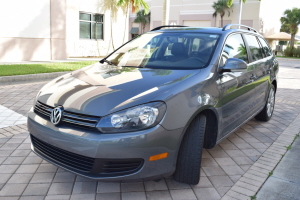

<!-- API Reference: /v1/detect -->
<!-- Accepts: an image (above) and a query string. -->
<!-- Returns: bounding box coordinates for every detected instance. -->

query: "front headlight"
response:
[97,102,167,133]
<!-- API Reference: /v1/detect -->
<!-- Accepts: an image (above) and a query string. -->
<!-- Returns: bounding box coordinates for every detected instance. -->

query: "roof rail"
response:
[151,25,188,31]
[222,24,257,32]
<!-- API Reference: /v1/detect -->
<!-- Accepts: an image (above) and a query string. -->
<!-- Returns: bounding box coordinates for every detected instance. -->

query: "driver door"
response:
[218,33,256,138]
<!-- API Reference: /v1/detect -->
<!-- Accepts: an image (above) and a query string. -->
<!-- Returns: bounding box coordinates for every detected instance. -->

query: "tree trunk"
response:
[162,0,170,25]
[221,16,223,27]
[122,5,129,44]
[238,0,242,25]
[291,33,295,50]
[214,15,217,27]
[110,10,115,51]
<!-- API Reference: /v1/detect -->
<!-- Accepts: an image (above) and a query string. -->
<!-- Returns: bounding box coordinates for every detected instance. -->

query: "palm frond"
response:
[100,0,119,21]
[226,0,233,7]
[281,8,300,35]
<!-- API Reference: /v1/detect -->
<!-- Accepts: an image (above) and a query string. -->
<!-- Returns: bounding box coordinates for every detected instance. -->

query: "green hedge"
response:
[284,47,300,57]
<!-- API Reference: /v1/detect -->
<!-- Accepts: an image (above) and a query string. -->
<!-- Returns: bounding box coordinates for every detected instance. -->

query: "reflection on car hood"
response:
[37,63,200,116]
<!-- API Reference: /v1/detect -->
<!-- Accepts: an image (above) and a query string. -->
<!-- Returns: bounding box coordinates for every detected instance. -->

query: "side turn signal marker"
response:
[149,152,168,161]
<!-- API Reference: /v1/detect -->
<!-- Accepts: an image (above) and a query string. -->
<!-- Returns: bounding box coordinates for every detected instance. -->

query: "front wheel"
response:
[255,84,275,121]
[173,114,206,185]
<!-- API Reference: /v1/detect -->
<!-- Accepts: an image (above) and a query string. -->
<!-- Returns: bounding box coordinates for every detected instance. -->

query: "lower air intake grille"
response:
[31,134,144,177]
[31,134,95,172]
[100,159,144,176]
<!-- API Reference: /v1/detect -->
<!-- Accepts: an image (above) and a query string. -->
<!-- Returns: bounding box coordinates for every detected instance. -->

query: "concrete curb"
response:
[276,57,300,61]
[0,71,71,84]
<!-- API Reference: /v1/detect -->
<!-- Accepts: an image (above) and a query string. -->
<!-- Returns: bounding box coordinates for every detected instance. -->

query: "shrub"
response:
[296,47,300,57]
[292,48,297,57]
[284,47,293,57]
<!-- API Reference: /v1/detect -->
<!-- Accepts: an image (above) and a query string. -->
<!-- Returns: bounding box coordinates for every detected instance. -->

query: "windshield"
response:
[107,32,220,69]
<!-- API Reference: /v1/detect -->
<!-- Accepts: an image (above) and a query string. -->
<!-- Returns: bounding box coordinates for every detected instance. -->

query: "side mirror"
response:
[219,58,247,73]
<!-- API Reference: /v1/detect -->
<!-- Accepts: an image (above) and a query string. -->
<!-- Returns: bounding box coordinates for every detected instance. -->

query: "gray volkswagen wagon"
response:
[28,24,278,184]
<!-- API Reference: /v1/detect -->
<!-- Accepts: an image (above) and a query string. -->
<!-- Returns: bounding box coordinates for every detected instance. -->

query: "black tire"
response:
[255,84,275,122]
[173,114,206,185]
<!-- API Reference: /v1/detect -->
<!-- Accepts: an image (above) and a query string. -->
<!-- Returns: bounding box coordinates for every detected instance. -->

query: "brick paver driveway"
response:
[0,59,299,200]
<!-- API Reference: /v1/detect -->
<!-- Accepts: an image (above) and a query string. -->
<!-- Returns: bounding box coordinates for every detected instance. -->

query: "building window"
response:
[79,12,103,39]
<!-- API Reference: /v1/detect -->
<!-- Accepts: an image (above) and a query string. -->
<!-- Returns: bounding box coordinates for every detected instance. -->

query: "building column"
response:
[50,0,67,60]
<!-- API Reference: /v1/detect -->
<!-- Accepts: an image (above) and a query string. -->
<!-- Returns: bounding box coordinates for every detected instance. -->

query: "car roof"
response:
[150,24,261,36]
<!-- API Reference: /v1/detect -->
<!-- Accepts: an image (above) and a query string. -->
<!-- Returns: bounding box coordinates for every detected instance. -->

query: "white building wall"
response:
[149,0,261,31]
[0,0,50,38]
[0,0,52,61]
[66,0,128,57]
[0,0,128,61]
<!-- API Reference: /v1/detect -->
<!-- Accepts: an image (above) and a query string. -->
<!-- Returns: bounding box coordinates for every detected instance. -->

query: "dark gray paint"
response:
[28,26,279,181]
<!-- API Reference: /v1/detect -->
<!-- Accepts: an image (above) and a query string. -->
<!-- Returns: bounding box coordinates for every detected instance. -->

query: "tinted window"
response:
[244,34,264,62]
[258,37,272,57]
[192,38,201,51]
[107,32,220,69]
[220,34,248,66]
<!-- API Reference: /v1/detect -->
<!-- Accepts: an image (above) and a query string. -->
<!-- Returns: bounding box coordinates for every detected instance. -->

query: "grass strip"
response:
[0,61,97,76]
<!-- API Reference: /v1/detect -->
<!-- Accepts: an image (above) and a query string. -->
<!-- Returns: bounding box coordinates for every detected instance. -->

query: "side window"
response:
[243,34,264,62]
[220,34,248,66]
[258,37,272,57]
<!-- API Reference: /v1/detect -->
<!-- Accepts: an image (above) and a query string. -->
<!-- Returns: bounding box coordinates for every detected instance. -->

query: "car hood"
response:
[37,63,200,116]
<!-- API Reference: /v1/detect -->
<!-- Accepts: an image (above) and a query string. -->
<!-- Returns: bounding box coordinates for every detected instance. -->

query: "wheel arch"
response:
[182,106,219,149]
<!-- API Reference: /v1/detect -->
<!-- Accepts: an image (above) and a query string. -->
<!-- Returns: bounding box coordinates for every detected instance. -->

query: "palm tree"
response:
[212,0,232,27]
[117,0,149,13]
[280,23,290,34]
[117,0,150,43]
[280,8,300,49]
[101,0,120,51]
[134,10,151,33]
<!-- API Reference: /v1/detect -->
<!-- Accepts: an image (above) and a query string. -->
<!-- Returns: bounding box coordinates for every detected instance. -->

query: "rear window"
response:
[107,32,220,69]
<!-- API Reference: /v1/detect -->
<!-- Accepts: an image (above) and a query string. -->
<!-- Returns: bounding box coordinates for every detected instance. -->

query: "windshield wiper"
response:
[99,59,117,66]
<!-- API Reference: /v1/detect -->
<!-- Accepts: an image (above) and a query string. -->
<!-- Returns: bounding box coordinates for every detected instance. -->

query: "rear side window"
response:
[243,34,264,62]
[258,37,272,57]
[220,34,248,66]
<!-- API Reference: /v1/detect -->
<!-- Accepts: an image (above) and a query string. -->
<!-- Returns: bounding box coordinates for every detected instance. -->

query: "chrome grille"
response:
[34,101,100,129]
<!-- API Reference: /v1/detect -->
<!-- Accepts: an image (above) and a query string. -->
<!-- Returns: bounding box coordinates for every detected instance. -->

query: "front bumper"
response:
[27,110,184,182]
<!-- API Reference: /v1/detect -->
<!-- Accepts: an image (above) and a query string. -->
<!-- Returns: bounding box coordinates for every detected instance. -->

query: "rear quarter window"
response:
[258,37,272,57]
[243,34,264,62]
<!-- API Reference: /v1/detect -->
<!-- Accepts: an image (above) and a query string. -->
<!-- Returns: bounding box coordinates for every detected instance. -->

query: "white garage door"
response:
[183,20,211,27]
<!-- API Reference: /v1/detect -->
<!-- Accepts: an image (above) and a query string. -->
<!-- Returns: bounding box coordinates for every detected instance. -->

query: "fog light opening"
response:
[149,152,168,161]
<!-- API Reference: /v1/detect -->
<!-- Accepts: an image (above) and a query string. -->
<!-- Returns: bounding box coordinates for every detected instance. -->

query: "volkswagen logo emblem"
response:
[50,106,63,125]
